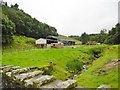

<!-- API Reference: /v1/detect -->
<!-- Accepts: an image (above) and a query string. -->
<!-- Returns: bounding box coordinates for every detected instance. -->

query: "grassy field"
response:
[2,36,119,88]
[2,44,107,80]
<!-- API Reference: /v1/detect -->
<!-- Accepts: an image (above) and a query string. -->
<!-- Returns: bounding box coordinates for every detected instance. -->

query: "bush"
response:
[66,59,83,73]
[91,47,103,58]
[42,62,56,75]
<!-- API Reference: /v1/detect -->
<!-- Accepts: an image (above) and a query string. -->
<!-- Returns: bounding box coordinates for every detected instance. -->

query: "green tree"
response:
[113,24,120,44]
[69,35,81,41]
[104,23,120,44]
[5,2,7,6]
[2,14,15,44]
[81,32,89,44]
[97,29,107,43]
[14,3,19,8]
[2,3,58,39]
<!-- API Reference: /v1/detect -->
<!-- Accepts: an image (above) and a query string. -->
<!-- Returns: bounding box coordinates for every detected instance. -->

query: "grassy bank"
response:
[2,36,37,53]
[75,45,119,88]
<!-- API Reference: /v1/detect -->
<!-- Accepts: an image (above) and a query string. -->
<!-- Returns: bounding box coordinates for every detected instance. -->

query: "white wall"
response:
[36,38,47,44]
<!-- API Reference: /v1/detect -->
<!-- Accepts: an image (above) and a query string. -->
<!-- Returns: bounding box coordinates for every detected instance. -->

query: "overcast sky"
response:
[3,0,119,36]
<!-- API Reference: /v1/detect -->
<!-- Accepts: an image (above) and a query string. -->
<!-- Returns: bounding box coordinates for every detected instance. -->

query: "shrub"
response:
[66,59,83,73]
[42,62,56,75]
[91,47,103,58]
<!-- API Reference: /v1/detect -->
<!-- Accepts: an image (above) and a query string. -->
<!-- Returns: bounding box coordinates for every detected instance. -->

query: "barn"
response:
[47,36,75,46]
[35,36,75,48]
[35,38,47,48]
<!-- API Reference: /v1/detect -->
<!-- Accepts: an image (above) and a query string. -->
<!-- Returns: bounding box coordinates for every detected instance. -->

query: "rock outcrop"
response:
[0,65,77,89]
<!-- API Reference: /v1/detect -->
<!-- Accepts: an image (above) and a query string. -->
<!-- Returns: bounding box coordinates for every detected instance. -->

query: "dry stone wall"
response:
[0,65,77,89]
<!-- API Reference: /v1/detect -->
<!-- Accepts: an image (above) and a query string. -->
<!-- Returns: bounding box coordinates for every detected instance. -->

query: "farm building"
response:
[35,38,47,48]
[36,37,64,48]
[47,36,75,46]
[67,40,75,45]
[46,36,64,48]
[35,36,75,48]
[46,36,58,44]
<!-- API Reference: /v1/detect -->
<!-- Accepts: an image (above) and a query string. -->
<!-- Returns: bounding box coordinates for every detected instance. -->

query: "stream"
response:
[69,65,87,79]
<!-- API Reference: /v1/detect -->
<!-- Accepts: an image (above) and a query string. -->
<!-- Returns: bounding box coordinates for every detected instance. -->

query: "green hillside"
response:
[58,34,81,44]
[2,36,37,53]
[2,3,58,45]
[2,34,81,53]
[2,44,119,88]
[75,45,119,88]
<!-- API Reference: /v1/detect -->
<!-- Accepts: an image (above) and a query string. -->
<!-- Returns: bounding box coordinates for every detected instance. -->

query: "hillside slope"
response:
[58,34,81,44]
[75,45,119,88]
[3,36,37,53]
[2,3,58,45]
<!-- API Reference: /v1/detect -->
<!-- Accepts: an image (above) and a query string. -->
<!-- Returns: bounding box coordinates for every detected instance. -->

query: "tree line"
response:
[1,2,58,45]
[69,24,120,45]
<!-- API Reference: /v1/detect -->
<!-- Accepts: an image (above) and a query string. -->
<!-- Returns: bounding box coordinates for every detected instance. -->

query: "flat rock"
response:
[14,71,42,81]
[41,80,63,88]
[24,75,56,88]
[41,79,77,89]
[0,65,13,72]
[12,68,30,74]
[0,65,21,73]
